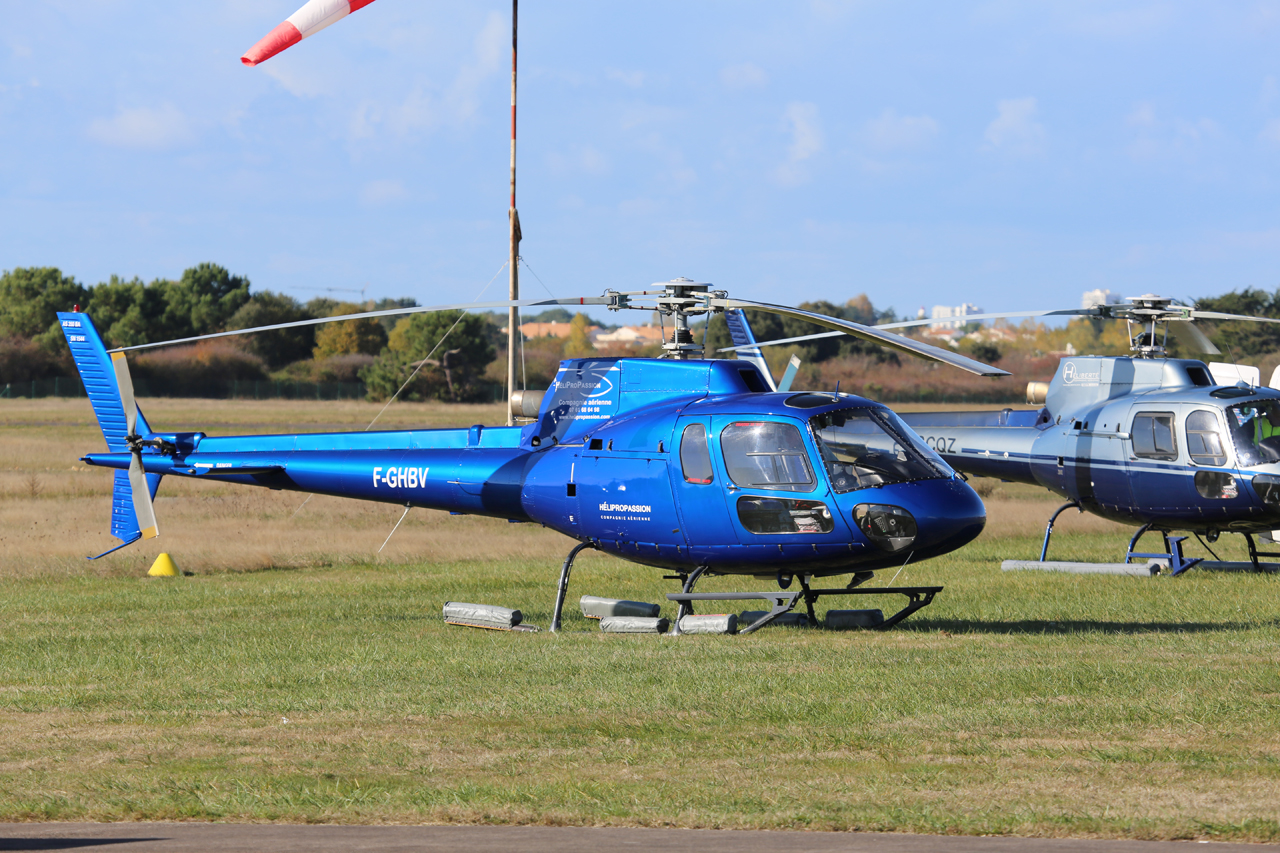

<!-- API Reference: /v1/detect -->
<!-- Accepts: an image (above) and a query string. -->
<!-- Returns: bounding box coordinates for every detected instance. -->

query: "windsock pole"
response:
[506,0,520,425]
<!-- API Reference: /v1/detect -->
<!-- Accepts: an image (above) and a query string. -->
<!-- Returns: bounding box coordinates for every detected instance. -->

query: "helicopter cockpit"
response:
[809,407,954,493]
[1226,400,1280,467]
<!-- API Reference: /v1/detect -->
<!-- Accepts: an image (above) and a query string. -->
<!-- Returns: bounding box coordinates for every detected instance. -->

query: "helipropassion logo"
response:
[599,502,652,513]
[1062,361,1101,387]
[557,373,614,397]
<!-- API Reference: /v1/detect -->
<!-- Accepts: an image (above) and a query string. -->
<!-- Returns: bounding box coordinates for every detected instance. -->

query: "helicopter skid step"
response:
[666,585,942,634]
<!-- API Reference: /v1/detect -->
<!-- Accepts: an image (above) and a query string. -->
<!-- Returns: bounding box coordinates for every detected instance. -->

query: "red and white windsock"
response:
[241,0,377,67]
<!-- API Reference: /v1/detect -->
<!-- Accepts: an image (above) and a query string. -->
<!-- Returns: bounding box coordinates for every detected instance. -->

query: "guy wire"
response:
[291,261,509,517]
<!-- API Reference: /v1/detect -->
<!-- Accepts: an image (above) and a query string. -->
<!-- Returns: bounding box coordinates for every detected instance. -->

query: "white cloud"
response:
[775,102,824,187]
[607,69,645,89]
[1260,118,1280,146]
[360,179,409,206]
[1126,108,1222,163]
[1261,75,1278,110]
[346,12,505,142]
[445,11,506,123]
[1060,6,1171,38]
[263,61,337,99]
[863,109,939,151]
[982,97,1046,156]
[720,63,767,89]
[88,104,194,150]
[548,145,610,177]
[1126,102,1157,128]
[474,11,505,71]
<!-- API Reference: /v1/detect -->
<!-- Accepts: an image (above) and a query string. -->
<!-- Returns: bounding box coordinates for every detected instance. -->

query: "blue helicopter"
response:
[60,279,1004,633]
[725,294,1280,575]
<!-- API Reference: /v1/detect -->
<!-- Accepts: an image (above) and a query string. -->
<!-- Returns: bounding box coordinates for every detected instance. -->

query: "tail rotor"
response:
[111,352,159,541]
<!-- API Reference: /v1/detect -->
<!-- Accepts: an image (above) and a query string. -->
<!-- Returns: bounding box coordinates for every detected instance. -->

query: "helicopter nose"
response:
[840,476,986,560]
[910,476,987,556]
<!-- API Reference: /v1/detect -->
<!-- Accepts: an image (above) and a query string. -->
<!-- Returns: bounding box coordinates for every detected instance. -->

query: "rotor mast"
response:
[506,0,520,424]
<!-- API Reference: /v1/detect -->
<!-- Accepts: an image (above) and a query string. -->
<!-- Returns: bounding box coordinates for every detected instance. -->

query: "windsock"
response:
[241,0,378,67]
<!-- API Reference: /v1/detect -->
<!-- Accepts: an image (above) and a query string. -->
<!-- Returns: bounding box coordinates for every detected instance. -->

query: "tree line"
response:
[4,263,1276,401]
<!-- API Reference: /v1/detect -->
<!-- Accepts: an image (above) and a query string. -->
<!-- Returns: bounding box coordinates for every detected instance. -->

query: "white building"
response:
[930,303,984,330]
[1082,289,1123,310]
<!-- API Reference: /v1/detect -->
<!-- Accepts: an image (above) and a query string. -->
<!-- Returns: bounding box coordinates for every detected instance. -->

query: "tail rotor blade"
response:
[777,354,802,393]
[111,352,137,437]
[128,452,158,541]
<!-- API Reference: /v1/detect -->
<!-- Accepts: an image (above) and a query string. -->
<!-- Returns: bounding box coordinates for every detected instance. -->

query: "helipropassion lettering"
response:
[598,502,652,513]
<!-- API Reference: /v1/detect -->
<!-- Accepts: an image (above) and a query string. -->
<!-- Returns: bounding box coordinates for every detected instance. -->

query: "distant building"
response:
[930,303,984,330]
[499,320,599,339]
[593,325,665,347]
[1082,289,1122,310]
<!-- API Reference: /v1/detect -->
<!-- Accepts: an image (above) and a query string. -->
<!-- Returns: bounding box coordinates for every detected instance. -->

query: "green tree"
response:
[226,291,317,369]
[0,267,89,347]
[1195,288,1280,357]
[313,302,388,359]
[562,313,596,358]
[959,339,1002,364]
[157,263,252,339]
[361,310,496,402]
[85,276,168,349]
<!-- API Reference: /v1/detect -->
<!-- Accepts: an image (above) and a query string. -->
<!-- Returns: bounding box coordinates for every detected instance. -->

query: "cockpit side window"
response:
[1185,410,1227,466]
[1226,400,1280,467]
[720,421,815,492]
[1131,412,1177,461]
[679,423,714,484]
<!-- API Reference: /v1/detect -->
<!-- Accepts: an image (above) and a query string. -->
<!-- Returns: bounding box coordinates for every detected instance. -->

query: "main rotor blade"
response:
[242,0,377,67]
[108,296,610,354]
[718,307,1097,353]
[1189,310,1280,324]
[712,298,1010,377]
[1168,320,1220,355]
[111,351,137,437]
[128,452,159,541]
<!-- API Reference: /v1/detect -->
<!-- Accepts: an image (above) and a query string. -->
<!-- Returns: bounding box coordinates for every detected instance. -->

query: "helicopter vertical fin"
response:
[723,308,777,391]
[57,311,162,556]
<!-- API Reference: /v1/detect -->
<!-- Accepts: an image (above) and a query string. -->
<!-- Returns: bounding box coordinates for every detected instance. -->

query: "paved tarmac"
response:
[0,825,1274,853]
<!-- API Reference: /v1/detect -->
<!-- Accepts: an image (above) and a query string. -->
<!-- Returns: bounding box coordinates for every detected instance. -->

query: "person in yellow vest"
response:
[1254,405,1280,446]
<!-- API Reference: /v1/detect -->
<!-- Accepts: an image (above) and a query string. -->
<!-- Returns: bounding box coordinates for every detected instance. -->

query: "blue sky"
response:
[3,1,1280,323]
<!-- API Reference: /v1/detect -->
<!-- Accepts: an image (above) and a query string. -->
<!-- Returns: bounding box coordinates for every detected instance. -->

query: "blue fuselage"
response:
[84,359,987,576]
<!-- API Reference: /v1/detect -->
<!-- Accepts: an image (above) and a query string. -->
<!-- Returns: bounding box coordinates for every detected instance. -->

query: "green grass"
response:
[1,532,1278,838]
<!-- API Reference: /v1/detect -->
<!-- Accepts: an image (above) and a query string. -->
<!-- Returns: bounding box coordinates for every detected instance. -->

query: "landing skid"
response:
[1126,524,1202,576]
[1033,505,1280,575]
[666,583,942,634]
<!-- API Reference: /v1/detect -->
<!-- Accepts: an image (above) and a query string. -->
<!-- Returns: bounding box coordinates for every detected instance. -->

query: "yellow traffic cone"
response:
[148,553,178,577]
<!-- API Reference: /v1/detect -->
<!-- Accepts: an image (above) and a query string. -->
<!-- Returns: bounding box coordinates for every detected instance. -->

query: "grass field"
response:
[1,398,1278,839]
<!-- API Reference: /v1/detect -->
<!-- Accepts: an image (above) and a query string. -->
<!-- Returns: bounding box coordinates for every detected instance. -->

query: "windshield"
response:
[1227,399,1280,467]
[810,407,953,493]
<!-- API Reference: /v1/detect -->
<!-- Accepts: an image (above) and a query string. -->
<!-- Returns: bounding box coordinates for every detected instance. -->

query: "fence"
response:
[1,376,366,400]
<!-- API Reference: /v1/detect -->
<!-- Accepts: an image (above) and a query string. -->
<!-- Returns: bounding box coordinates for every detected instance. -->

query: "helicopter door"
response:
[712,417,840,545]
[1126,409,1188,512]
[670,418,738,551]
[1185,409,1250,514]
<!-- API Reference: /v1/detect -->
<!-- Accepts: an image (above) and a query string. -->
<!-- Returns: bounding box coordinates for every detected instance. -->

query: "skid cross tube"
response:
[550,541,595,633]
[1126,524,1202,575]
[1039,501,1081,562]
[667,585,944,633]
